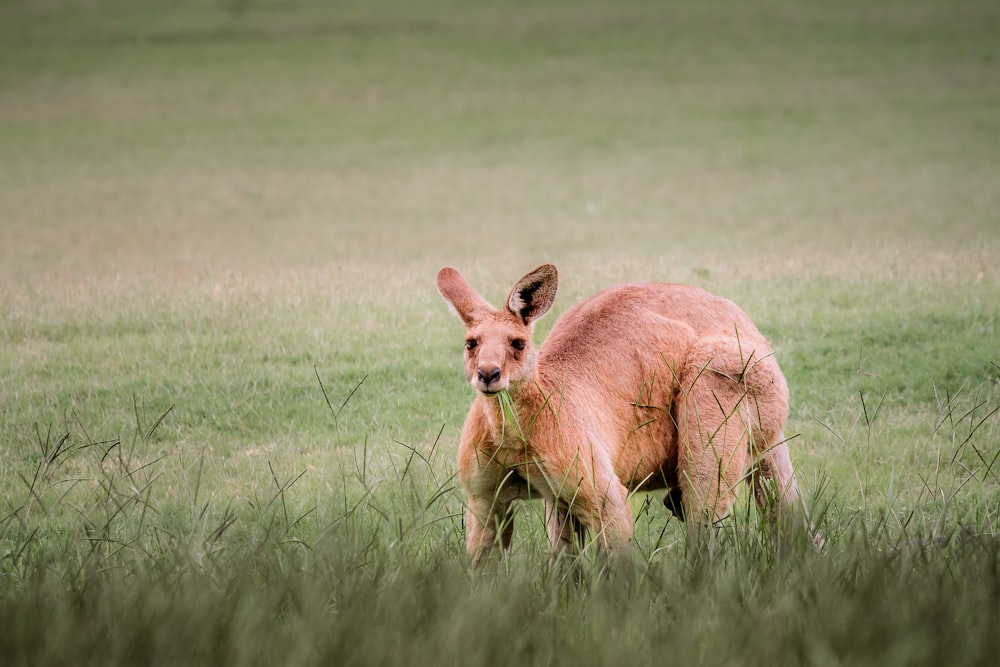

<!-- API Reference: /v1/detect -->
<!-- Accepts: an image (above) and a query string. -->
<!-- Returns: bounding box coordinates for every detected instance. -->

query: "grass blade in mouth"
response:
[497,389,527,442]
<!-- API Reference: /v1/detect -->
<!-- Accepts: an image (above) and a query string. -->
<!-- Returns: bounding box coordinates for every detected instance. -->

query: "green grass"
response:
[1,0,999,664]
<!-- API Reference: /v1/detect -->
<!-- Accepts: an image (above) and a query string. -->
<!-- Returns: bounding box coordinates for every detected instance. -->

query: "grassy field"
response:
[1,0,999,664]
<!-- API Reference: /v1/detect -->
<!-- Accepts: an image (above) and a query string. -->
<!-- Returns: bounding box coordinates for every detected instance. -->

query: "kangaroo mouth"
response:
[472,379,507,396]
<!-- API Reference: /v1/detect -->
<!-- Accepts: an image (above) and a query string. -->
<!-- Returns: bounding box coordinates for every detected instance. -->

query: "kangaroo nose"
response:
[477,366,501,386]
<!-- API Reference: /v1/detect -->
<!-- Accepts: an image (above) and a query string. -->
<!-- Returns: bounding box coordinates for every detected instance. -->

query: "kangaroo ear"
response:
[437,267,493,327]
[507,263,558,325]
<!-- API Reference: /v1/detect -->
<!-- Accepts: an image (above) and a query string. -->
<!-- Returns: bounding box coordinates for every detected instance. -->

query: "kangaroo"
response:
[437,263,801,561]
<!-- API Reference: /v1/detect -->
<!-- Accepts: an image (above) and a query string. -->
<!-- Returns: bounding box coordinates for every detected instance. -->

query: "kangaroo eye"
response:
[465,338,478,351]
[511,338,526,351]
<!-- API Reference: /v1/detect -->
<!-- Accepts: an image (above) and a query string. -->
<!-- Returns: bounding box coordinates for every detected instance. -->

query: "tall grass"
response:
[1,379,996,666]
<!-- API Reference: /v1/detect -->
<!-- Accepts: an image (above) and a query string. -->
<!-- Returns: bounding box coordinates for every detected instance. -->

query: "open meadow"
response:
[1,0,999,664]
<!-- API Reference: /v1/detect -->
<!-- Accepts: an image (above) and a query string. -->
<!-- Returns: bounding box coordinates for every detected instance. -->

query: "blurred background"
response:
[2,0,997,284]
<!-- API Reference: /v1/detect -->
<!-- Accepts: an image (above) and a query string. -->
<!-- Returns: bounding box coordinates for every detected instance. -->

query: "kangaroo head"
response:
[437,264,558,396]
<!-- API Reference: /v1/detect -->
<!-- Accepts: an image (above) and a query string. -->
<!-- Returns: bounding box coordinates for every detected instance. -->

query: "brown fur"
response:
[437,264,801,561]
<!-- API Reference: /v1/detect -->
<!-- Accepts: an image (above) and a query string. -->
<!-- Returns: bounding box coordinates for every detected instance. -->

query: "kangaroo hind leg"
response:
[752,433,800,519]
[675,361,753,524]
